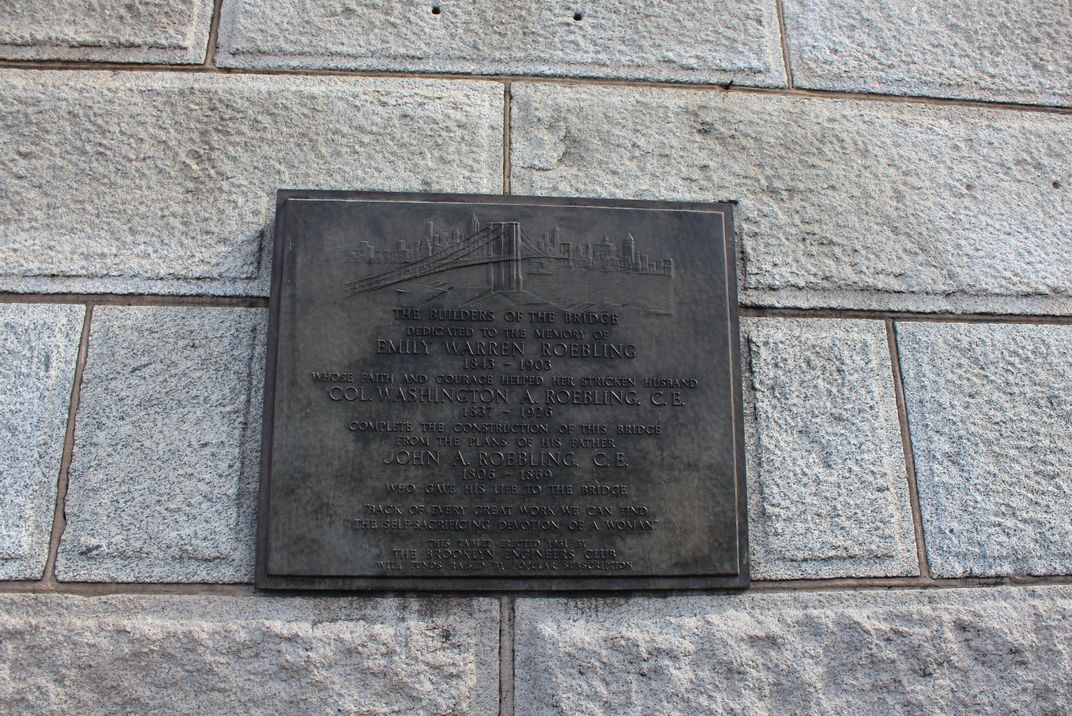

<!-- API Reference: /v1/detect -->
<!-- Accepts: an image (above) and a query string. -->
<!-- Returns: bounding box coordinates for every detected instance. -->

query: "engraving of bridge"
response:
[347,222,553,296]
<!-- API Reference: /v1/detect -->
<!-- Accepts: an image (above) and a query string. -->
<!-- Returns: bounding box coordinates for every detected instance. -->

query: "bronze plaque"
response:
[257,192,747,590]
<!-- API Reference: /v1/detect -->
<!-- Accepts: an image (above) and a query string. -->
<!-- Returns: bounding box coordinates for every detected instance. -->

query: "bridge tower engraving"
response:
[490,222,523,292]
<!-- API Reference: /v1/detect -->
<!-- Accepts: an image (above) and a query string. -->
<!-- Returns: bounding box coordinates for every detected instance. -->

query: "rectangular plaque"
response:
[257,192,748,590]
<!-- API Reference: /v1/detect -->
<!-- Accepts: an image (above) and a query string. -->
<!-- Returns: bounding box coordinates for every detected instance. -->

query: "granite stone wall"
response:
[0,1,1068,713]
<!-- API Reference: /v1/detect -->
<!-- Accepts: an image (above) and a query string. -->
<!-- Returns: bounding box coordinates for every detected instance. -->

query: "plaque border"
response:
[256,191,748,591]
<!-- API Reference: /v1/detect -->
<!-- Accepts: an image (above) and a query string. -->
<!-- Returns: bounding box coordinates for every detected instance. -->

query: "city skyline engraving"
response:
[345,213,676,315]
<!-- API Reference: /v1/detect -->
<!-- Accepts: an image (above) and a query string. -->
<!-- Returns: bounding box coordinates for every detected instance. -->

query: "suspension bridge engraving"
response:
[258,192,747,591]
[346,215,675,315]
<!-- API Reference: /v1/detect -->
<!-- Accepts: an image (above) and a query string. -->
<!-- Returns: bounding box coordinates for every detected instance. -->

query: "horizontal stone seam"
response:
[0,59,1068,116]
[3,575,1072,597]
[0,294,267,307]
[4,296,1071,325]
[746,574,1072,592]
[0,582,256,595]
[740,306,1072,325]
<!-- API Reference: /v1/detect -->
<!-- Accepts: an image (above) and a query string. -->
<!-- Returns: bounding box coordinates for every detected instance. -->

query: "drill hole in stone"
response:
[432,5,441,15]
[573,12,583,21]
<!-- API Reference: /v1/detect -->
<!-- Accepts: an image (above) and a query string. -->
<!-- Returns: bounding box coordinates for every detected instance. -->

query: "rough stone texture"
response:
[897,321,1072,577]
[0,70,503,296]
[783,0,1072,107]
[57,307,266,582]
[0,594,498,715]
[515,586,1072,715]
[743,318,916,579]
[217,0,785,86]
[0,304,83,580]
[511,84,1072,315]
[0,0,213,64]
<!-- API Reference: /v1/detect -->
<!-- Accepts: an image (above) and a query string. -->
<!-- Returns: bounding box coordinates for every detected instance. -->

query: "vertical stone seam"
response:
[41,304,93,586]
[502,82,512,195]
[885,319,932,578]
[234,312,265,581]
[498,595,515,716]
[773,0,795,88]
[204,0,226,67]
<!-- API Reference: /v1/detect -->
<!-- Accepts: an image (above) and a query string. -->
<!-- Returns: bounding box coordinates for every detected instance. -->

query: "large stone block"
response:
[897,321,1072,577]
[217,0,785,86]
[0,70,503,296]
[0,0,213,64]
[515,586,1072,714]
[57,307,266,582]
[0,594,498,714]
[744,318,916,579]
[510,84,1072,315]
[783,0,1072,107]
[0,304,83,580]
